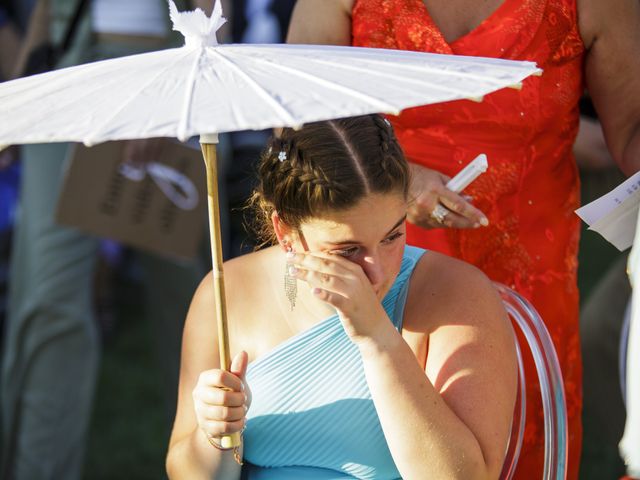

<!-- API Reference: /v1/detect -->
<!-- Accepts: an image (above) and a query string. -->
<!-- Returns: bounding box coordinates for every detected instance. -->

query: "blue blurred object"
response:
[0,158,20,331]
[0,7,9,28]
[0,159,21,233]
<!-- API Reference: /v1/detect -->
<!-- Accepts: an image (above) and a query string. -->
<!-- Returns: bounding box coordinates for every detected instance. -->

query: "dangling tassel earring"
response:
[284,246,297,310]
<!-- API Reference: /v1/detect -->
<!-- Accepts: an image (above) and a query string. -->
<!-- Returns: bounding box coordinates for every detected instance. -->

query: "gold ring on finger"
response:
[430,204,449,224]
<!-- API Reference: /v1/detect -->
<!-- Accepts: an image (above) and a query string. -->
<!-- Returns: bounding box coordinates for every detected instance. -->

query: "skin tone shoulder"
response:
[166,191,516,479]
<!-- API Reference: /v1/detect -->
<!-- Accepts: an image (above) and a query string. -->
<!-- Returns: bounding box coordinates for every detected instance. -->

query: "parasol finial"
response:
[168,0,227,48]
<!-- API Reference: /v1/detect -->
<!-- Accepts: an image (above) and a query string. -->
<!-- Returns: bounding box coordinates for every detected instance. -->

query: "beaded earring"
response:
[284,245,297,310]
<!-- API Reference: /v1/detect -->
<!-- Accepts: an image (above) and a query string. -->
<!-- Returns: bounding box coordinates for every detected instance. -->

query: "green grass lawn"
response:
[84,279,170,480]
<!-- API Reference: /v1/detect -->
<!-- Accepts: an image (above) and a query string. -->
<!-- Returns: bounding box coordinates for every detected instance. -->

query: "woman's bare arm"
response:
[286,0,353,45]
[0,18,21,79]
[579,0,640,175]
[291,249,517,479]
[361,255,516,479]
[166,276,244,480]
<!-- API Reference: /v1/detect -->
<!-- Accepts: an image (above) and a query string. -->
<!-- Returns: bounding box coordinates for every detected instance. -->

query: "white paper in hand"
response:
[575,170,640,251]
[446,154,488,193]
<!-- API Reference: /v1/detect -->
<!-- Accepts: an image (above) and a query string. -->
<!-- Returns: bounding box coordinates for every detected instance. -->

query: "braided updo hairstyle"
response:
[250,114,410,246]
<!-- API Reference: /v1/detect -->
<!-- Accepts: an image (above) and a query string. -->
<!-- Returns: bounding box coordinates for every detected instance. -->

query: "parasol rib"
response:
[83,48,194,146]
[247,53,492,102]
[178,47,205,141]
[236,44,539,85]
[329,53,538,84]
[229,50,401,115]
[207,49,299,126]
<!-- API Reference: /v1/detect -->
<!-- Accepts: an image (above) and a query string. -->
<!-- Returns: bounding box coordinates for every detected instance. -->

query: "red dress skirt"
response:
[353,0,584,478]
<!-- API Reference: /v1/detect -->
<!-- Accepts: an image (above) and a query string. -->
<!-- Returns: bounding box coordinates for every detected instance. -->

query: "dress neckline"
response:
[247,246,426,370]
[416,0,510,47]
[249,312,341,369]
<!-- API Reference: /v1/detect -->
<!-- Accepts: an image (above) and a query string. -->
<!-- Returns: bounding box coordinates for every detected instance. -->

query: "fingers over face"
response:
[286,251,358,276]
[288,265,349,293]
[310,286,349,310]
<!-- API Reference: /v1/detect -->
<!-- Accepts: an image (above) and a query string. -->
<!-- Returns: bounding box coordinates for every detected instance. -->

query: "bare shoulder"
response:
[224,247,275,303]
[576,0,598,48]
[190,249,268,314]
[403,251,507,334]
[290,0,354,17]
[403,254,517,477]
[186,248,275,349]
[577,0,640,173]
[577,0,639,48]
[287,0,355,45]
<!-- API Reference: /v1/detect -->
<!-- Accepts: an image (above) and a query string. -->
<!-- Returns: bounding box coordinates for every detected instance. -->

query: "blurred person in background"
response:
[619,229,640,480]
[287,0,640,478]
[621,234,640,480]
[222,0,296,258]
[0,0,27,367]
[0,4,22,80]
[575,102,631,479]
[0,1,215,479]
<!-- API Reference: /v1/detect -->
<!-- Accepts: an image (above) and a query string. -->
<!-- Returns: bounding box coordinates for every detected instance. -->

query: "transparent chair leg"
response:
[495,283,568,480]
[500,338,526,480]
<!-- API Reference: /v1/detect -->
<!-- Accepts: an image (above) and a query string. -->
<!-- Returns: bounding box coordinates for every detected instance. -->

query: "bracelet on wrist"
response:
[206,433,233,451]
[205,432,243,465]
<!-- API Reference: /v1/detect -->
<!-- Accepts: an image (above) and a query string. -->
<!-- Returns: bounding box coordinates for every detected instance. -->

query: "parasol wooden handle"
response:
[200,141,242,451]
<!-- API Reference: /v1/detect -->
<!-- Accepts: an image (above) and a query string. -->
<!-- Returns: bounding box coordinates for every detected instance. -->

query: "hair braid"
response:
[371,115,399,186]
[248,114,410,247]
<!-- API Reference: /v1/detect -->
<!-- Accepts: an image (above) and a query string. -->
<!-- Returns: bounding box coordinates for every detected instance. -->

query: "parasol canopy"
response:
[0,2,541,146]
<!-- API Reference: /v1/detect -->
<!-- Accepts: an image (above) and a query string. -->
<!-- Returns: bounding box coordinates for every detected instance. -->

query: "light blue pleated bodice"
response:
[242,246,426,480]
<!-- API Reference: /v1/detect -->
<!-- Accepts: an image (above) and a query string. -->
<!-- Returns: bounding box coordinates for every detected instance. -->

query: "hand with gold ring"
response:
[407,163,489,229]
[430,204,450,224]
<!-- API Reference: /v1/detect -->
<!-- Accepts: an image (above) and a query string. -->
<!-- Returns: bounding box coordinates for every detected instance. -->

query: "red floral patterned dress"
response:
[352,0,584,478]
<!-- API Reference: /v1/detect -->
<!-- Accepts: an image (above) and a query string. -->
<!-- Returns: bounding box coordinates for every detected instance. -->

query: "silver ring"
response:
[431,204,450,224]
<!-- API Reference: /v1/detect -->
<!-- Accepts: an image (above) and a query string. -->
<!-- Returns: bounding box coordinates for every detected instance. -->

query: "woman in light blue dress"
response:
[166,115,517,479]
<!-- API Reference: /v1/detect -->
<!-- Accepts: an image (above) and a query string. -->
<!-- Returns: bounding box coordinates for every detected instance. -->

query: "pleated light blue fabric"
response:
[242,246,426,480]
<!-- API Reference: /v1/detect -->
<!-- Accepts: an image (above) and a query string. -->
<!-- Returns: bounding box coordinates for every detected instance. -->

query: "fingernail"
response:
[312,287,322,295]
[286,250,295,259]
[240,382,245,391]
[473,222,481,228]
[479,217,489,227]
[288,265,298,275]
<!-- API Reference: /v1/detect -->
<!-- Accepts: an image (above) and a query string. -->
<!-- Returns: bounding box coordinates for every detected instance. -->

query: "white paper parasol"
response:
[0,0,541,449]
[0,2,540,146]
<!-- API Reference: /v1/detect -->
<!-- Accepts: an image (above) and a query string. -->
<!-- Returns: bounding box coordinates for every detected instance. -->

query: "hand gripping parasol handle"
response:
[200,137,242,452]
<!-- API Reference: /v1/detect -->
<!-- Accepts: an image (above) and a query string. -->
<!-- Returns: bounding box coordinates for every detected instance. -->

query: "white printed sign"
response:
[576,170,640,251]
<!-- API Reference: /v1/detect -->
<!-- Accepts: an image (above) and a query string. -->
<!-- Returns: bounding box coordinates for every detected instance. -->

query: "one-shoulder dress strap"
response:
[383,245,426,331]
